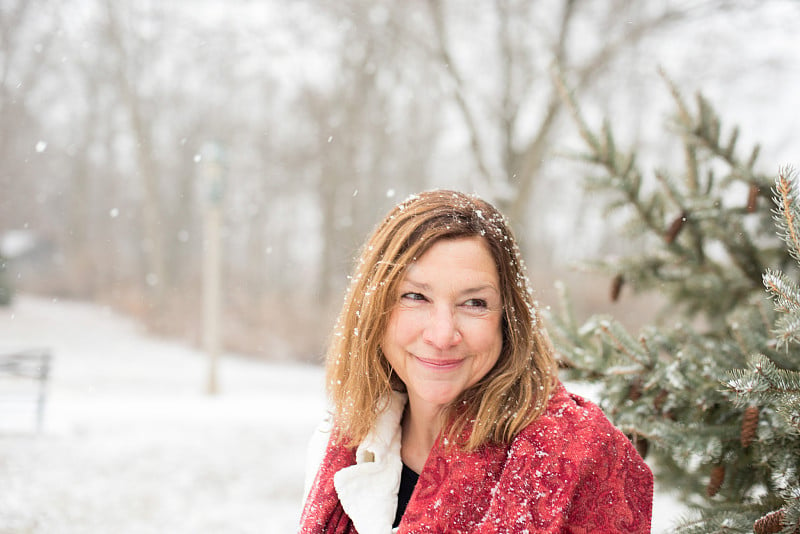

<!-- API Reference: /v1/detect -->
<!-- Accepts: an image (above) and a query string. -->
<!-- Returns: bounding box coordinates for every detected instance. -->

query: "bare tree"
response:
[300,0,439,305]
[425,0,690,228]
[0,0,57,233]
[100,1,170,307]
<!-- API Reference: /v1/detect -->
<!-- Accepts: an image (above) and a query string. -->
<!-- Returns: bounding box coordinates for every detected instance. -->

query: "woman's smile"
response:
[412,354,465,371]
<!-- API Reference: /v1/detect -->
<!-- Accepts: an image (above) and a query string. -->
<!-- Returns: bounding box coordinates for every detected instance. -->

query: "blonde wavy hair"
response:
[326,190,556,451]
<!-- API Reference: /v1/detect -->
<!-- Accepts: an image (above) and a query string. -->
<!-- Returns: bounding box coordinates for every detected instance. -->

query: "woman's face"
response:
[382,236,504,416]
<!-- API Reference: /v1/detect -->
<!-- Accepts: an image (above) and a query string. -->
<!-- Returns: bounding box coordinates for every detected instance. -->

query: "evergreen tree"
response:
[725,172,800,534]
[548,74,800,533]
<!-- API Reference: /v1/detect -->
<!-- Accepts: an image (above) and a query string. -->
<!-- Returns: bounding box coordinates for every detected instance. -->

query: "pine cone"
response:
[747,183,760,213]
[556,356,574,369]
[741,406,759,449]
[654,389,669,412]
[628,379,643,401]
[754,509,784,534]
[624,432,649,459]
[706,464,725,497]
[610,273,624,302]
[665,211,688,244]
[634,435,649,459]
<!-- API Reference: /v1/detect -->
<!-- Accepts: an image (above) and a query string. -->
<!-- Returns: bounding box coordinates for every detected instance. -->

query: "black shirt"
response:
[393,463,420,528]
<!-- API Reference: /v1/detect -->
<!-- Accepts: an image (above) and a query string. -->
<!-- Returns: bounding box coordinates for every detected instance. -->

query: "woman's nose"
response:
[422,306,461,348]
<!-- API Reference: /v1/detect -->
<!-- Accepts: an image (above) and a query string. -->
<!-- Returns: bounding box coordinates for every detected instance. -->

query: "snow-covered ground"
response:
[0,296,682,533]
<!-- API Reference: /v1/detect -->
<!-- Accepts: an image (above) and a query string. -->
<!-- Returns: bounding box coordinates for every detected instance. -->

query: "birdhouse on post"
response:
[199,142,227,395]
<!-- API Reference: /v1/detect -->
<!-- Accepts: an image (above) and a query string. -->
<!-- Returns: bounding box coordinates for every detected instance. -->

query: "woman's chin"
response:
[409,384,463,410]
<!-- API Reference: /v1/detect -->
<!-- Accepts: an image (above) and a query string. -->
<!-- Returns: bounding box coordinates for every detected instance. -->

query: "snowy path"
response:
[0,296,681,533]
[0,296,325,533]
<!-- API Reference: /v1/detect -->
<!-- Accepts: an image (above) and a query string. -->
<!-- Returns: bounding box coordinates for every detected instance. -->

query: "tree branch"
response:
[426,0,496,189]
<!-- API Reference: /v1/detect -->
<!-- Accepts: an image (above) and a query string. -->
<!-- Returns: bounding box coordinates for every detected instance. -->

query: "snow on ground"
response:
[0,295,682,533]
[0,295,326,533]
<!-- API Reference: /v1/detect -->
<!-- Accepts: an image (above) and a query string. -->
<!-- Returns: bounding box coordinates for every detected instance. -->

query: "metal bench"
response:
[0,349,52,433]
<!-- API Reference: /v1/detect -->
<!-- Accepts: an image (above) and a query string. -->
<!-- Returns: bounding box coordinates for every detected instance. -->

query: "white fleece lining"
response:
[303,392,407,534]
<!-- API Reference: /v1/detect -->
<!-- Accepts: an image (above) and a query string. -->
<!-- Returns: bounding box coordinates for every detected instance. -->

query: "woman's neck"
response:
[400,398,444,474]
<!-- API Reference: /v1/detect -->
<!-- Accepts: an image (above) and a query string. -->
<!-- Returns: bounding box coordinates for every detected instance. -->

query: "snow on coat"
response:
[299,382,653,533]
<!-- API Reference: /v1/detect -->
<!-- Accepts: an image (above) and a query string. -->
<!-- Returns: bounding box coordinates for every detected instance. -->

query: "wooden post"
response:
[200,142,226,395]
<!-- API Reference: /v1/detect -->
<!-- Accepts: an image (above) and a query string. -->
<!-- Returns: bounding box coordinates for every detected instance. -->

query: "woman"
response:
[299,190,653,533]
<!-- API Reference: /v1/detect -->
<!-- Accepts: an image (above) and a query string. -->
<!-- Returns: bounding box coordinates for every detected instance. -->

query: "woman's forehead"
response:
[399,238,499,285]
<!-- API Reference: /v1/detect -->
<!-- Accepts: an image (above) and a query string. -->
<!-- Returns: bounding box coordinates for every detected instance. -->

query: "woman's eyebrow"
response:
[399,279,430,291]
[459,284,500,296]
[400,278,499,296]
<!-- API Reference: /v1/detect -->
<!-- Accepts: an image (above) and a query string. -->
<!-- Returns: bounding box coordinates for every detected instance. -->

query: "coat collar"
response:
[332,391,406,534]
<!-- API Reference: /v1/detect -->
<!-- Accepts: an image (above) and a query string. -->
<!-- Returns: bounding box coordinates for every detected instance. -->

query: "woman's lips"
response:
[414,355,463,370]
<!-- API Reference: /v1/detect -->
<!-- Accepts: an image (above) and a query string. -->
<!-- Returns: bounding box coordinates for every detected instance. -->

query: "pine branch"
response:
[556,68,800,533]
[724,216,769,287]
[727,354,800,432]
[773,167,800,262]
[774,311,800,348]
[764,270,800,313]
[660,76,772,288]
[675,506,764,534]
[783,490,800,534]
[663,69,768,192]
[554,69,693,256]
[597,316,655,369]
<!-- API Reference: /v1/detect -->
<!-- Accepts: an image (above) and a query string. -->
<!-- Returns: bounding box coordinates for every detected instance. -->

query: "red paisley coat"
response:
[299,383,653,533]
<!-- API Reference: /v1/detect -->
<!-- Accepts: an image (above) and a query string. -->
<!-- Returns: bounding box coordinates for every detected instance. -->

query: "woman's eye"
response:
[401,292,426,302]
[464,298,488,308]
